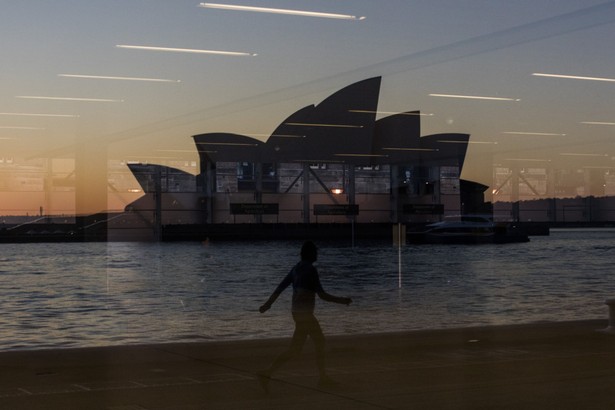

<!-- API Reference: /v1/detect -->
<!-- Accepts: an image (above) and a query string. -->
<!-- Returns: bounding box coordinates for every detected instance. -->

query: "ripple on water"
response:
[0,231,612,350]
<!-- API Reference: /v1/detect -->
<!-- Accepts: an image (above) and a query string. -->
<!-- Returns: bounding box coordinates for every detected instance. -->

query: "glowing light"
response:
[16,96,123,102]
[199,3,365,20]
[504,158,552,162]
[59,74,181,83]
[503,131,566,136]
[382,147,439,152]
[285,122,363,128]
[334,153,388,157]
[116,44,257,57]
[429,93,520,101]
[126,156,177,160]
[196,142,259,146]
[349,110,434,116]
[330,188,344,195]
[560,153,609,157]
[533,73,615,83]
[296,159,344,164]
[0,126,45,130]
[437,140,498,144]
[248,133,305,138]
[581,121,615,126]
[0,112,78,118]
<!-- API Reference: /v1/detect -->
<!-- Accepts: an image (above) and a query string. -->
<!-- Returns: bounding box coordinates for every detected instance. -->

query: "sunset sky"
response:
[2,1,615,214]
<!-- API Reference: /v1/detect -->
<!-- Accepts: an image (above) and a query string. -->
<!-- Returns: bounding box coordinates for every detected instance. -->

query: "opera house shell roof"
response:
[192,77,470,167]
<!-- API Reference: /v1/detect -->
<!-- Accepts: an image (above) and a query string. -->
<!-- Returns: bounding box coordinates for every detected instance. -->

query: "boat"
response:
[407,214,529,244]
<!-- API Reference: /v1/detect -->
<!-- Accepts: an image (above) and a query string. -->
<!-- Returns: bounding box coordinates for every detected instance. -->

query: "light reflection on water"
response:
[0,229,614,350]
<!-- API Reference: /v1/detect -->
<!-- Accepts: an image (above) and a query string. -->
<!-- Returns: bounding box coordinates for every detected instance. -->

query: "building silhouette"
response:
[113,77,489,239]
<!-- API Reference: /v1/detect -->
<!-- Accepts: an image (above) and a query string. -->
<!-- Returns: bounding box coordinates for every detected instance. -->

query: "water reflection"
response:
[0,230,613,350]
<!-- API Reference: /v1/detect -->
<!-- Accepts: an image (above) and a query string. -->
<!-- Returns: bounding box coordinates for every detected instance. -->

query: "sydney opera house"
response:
[106,77,488,240]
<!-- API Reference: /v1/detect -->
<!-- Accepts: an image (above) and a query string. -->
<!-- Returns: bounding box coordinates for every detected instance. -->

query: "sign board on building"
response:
[313,204,359,216]
[403,204,444,215]
[230,203,279,215]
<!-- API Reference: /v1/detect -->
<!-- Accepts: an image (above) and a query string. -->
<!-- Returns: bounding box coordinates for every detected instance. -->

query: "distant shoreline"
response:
[3,219,615,243]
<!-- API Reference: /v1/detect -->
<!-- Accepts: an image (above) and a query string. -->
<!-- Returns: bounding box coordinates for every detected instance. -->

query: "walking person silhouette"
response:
[258,241,352,391]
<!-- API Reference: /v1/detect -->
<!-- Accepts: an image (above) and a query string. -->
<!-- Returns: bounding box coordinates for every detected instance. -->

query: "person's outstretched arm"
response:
[318,291,352,305]
[260,270,293,313]
[259,291,281,313]
[312,268,351,305]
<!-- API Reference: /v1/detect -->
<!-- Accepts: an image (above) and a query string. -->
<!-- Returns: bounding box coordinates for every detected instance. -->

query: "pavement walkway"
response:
[1,319,614,409]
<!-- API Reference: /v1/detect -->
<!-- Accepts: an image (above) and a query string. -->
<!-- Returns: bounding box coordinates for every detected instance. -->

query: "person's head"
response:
[300,241,318,262]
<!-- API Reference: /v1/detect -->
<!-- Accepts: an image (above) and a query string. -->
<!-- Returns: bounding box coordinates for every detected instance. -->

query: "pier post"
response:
[511,166,520,222]
[255,162,263,224]
[153,166,162,241]
[600,299,615,334]
[303,163,310,224]
[390,165,399,223]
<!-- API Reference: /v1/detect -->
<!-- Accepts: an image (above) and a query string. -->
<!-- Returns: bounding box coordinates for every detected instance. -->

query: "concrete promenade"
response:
[1,319,615,409]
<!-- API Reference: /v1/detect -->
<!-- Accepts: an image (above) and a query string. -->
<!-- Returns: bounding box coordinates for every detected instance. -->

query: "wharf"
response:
[0,319,614,409]
[162,221,551,242]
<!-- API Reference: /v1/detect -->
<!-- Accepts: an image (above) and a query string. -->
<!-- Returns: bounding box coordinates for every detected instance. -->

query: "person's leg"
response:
[262,314,309,377]
[304,314,335,385]
[259,316,308,393]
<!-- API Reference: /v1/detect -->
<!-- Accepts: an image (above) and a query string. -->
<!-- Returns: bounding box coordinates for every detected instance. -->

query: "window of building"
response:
[237,162,278,192]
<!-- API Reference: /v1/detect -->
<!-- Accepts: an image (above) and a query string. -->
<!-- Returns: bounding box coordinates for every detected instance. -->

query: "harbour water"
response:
[0,228,614,351]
